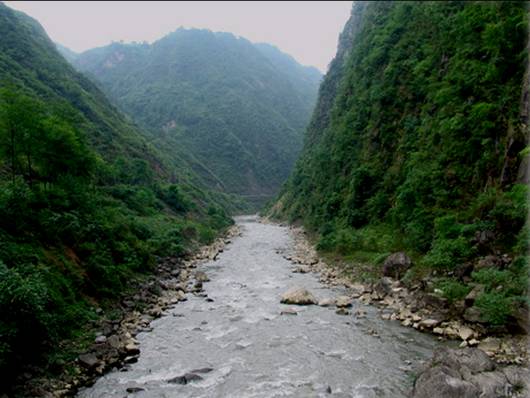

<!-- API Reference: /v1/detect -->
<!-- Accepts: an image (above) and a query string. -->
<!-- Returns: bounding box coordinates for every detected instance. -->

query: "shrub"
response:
[161,184,191,214]
[474,291,513,326]
[424,236,474,268]
[0,261,50,372]
[436,278,471,304]
[472,266,527,297]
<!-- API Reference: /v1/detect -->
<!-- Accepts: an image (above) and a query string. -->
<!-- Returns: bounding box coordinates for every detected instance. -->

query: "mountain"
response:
[55,42,78,63]
[273,1,529,329]
[0,2,233,381]
[71,29,321,204]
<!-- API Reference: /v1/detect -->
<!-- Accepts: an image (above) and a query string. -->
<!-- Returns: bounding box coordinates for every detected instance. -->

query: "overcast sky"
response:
[5,1,353,72]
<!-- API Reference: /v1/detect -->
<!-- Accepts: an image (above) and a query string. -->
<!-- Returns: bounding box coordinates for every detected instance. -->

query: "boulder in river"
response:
[126,387,145,393]
[168,372,204,385]
[280,287,317,305]
[318,298,335,307]
[195,271,210,282]
[280,307,299,315]
[335,296,353,308]
[382,252,412,279]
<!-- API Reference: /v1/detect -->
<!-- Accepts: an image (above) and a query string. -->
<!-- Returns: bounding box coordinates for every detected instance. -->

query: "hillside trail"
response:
[78,215,443,398]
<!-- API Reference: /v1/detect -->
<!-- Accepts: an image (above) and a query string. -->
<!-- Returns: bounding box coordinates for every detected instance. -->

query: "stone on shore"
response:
[382,252,412,279]
[412,347,517,398]
[194,271,210,282]
[78,353,99,369]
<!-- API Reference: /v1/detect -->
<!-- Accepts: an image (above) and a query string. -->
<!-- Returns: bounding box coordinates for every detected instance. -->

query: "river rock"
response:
[179,270,189,281]
[354,309,366,318]
[335,308,350,315]
[422,293,448,310]
[373,277,393,299]
[350,283,366,298]
[126,387,145,393]
[318,298,335,307]
[335,296,353,308]
[94,335,107,344]
[194,271,210,282]
[148,306,162,318]
[280,287,317,305]
[457,326,474,341]
[125,342,140,356]
[478,337,501,355]
[124,355,138,364]
[418,319,441,329]
[78,353,99,369]
[280,307,299,315]
[168,373,203,385]
[413,347,505,398]
[106,335,121,349]
[466,371,510,398]
[413,367,480,398]
[293,265,310,273]
[382,252,412,279]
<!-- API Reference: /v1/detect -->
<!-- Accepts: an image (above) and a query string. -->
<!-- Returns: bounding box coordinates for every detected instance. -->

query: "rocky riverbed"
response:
[279,221,529,397]
[76,215,446,397]
[18,216,528,397]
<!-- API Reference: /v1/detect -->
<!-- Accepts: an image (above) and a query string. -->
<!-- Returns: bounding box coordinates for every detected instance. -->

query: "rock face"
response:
[413,347,529,398]
[280,287,317,305]
[382,252,412,279]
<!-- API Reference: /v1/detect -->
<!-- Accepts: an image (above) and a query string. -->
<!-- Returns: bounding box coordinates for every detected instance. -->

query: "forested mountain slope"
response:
[273,1,529,329]
[71,29,321,202]
[0,2,232,380]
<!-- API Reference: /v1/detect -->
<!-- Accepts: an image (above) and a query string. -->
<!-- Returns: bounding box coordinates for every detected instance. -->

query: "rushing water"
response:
[79,216,443,398]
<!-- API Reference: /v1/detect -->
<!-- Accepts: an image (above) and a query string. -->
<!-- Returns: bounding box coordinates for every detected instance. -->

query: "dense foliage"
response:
[0,3,233,379]
[71,30,321,204]
[274,1,529,328]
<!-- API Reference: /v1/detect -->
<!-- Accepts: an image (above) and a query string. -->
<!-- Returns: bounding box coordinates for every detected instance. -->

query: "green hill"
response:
[273,1,529,329]
[0,2,233,380]
[71,29,321,204]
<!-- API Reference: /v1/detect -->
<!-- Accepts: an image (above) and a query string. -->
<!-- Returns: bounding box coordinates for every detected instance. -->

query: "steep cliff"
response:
[274,1,529,329]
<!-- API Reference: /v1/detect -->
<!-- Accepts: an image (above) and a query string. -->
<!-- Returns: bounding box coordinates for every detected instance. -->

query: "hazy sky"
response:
[5,1,353,72]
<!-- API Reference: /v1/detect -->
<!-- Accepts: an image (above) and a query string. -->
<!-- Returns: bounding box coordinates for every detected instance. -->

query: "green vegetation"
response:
[0,3,233,381]
[273,1,529,327]
[436,279,471,304]
[72,29,321,204]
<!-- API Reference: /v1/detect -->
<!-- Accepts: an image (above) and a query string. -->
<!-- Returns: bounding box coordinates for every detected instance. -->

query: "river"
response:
[78,216,443,397]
